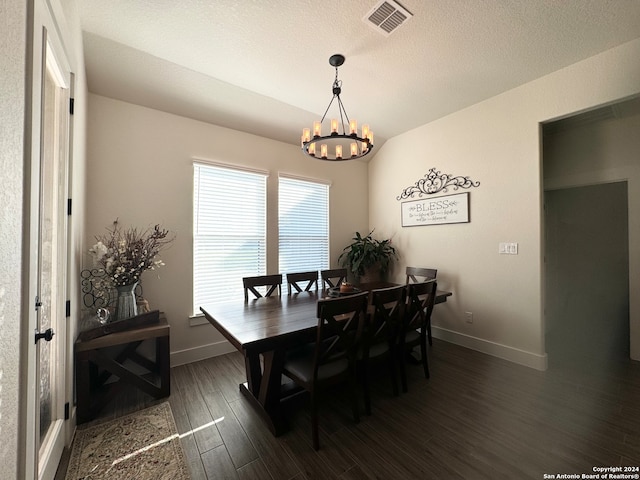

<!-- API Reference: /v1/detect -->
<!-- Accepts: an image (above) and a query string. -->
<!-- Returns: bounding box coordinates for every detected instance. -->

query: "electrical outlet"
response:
[465,311,473,323]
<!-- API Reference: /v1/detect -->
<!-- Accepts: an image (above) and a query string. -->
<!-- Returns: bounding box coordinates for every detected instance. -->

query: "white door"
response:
[24,9,71,479]
[38,39,70,479]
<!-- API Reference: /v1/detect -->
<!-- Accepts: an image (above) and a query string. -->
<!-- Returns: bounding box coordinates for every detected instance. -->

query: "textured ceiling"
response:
[79,0,640,158]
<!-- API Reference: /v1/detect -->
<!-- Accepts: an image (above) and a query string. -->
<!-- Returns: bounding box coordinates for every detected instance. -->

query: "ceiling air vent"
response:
[363,0,413,36]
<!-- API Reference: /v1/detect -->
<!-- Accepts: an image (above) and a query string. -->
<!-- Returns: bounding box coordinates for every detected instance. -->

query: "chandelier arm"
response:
[319,94,338,125]
[336,95,351,134]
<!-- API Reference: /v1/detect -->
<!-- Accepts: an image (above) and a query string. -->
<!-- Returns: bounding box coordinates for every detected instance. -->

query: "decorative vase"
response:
[114,282,138,321]
[359,264,382,284]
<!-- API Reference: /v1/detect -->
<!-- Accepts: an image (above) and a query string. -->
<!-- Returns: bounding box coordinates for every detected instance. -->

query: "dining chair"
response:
[286,271,319,295]
[282,291,369,450]
[400,279,437,392]
[242,274,283,301]
[405,266,438,284]
[361,285,406,415]
[320,268,347,289]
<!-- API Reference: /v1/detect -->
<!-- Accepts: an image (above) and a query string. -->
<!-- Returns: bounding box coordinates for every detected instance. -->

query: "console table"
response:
[75,315,170,423]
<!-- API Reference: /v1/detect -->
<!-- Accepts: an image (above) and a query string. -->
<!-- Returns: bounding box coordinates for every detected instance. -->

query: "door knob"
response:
[35,328,55,344]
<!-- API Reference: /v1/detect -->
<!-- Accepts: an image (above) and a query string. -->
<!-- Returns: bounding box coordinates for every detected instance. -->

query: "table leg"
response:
[245,353,262,396]
[238,349,287,436]
[258,350,285,413]
[76,351,91,423]
[156,334,170,396]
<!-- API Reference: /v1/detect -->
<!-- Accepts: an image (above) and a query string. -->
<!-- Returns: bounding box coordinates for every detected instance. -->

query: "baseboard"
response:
[169,327,548,370]
[170,340,237,367]
[432,326,548,371]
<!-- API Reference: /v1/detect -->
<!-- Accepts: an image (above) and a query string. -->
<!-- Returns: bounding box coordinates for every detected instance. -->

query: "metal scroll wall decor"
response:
[397,168,481,227]
[396,167,480,200]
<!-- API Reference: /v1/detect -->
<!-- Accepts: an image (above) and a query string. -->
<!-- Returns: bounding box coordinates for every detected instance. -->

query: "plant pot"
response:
[359,264,382,284]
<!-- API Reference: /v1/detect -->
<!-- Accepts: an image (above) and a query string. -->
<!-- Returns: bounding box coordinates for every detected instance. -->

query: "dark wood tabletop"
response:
[200,283,452,435]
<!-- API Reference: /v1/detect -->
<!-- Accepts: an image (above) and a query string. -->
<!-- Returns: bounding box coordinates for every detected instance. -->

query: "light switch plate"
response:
[499,242,518,255]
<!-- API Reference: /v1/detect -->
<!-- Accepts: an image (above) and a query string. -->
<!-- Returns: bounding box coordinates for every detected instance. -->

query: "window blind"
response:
[193,163,267,312]
[278,175,329,282]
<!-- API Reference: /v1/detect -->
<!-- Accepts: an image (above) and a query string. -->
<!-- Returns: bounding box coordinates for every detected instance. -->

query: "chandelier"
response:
[301,54,373,161]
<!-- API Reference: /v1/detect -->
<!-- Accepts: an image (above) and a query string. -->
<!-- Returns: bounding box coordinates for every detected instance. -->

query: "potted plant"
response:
[338,230,398,283]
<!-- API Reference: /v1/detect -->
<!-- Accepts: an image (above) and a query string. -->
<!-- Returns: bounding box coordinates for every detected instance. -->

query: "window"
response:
[278,175,330,280]
[193,162,267,311]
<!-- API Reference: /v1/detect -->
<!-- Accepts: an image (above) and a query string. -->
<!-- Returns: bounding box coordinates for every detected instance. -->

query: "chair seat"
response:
[284,347,349,383]
[358,341,390,360]
[404,329,420,345]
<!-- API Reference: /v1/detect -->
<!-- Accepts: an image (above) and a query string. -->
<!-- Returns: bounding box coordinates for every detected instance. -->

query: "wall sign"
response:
[401,192,469,227]
[396,167,479,227]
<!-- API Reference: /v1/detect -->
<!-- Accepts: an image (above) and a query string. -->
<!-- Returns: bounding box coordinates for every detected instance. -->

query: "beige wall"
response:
[85,95,369,364]
[368,38,640,369]
[85,39,640,371]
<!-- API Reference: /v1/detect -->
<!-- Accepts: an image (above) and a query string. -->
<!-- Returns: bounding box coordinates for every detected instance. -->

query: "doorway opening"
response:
[542,97,640,372]
[544,182,629,371]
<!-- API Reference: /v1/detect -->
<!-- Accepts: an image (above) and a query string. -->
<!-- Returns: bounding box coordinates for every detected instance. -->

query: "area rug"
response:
[65,402,190,479]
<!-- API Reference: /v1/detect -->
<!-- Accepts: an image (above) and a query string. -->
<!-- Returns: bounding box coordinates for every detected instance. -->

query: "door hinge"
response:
[67,198,72,216]
[64,402,70,420]
[69,97,74,115]
[66,300,71,318]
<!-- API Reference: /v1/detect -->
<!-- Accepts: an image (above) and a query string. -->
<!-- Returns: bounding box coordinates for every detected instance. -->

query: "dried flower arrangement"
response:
[89,219,174,287]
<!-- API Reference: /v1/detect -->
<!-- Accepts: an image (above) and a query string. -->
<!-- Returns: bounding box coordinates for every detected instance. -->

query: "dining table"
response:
[200,282,452,436]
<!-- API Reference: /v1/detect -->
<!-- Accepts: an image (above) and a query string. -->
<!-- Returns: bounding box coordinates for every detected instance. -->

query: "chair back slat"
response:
[286,271,319,295]
[321,268,347,289]
[369,285,407,350]
[405,279,437,332]
[405,266,438,284]
[313,292,369,380]
[242,274,283,301]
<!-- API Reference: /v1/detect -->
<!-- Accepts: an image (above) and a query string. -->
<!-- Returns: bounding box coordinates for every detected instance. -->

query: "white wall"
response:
[368,38,640,370]
[544,105,640,359]
[59,0,89,445]
[85,95,369,365]
[0,2,28,477]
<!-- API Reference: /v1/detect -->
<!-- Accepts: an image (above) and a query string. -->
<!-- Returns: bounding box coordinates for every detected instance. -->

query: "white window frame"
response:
[193,160,268,313]
[278,173,331,286]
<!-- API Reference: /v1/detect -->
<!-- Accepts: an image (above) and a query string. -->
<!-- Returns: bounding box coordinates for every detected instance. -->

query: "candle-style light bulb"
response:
[321,144,328,158]
[313,121,321,137]
[331,119,338,134]
[336,145,342,159]
[349,119,357,135]
[362,124,370,139]
[368,131,374,145]
[302,128,310,143]
[308,143,316,155]
[350,142,358,156]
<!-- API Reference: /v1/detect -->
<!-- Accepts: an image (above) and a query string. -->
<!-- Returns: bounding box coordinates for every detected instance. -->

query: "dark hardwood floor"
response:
[58,340,640,479]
